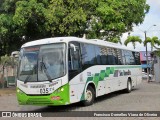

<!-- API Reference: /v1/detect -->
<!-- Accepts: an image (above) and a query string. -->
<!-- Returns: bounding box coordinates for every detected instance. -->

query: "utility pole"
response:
[144,31,149,82]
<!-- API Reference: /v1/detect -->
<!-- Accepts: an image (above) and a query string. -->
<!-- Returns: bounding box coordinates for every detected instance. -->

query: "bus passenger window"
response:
[68,42,81,80]
[70,50,80,70]
[81,43,96,69]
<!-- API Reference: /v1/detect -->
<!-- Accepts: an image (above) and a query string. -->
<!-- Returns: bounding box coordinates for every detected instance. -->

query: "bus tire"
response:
[82,85,95,106]
[125,79,132,93]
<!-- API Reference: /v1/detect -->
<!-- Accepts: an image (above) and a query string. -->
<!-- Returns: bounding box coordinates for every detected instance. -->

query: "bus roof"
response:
[21,37,139,52]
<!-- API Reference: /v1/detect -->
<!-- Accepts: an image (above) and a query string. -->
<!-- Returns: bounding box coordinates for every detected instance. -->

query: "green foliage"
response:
[144,36,160,47]
[0,0,23,55]
[0,55,11,65]
[154,51,160,57]
[124,36,142,49]
[144,36,160,57]
[13,0,49,39]
[89,0,149,42]
[0,0,150,55]
[0,55,18,67]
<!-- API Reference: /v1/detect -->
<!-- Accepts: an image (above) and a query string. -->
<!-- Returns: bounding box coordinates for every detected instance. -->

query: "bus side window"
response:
[135,52,141,65]
[81,43,96,70]
[68,42,81,80]
[70,49,80,70]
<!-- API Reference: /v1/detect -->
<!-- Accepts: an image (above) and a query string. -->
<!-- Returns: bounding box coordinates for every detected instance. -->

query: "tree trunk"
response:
[2,65,5,88]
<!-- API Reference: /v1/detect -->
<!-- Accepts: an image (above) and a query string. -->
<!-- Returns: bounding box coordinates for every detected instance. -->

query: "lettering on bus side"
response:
[119,70,124,76]
[123,70,131,75]
[114,70,131,77]
[114,70,119,77]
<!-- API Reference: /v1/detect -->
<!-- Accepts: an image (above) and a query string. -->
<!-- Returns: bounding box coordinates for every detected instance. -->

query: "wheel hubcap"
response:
[86,90,92,102]
[128,82,131,90]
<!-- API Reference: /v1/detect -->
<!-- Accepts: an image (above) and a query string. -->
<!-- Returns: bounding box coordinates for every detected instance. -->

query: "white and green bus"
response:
[17,37,142,106]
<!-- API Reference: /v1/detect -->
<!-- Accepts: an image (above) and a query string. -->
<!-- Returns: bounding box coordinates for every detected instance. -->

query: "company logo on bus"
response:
[30,85,46,88]
[49,82,58,87]
[20,84,28,88]
[114,70,131,77]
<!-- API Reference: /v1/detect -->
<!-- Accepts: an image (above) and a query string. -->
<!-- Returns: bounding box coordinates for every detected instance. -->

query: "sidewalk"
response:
[142,75,158,82]
[0,86,16,96]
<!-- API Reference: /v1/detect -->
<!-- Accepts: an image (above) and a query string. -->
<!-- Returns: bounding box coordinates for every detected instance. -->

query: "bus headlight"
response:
[17,89,20,93]
[17,89,24,94]
[55,87,64,93]
[61,88,64,91]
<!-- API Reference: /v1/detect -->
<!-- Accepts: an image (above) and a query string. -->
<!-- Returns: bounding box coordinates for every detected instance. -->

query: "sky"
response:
[121,0,160,51]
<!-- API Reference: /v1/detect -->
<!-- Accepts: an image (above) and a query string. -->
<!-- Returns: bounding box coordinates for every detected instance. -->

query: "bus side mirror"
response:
[70,44,76,52]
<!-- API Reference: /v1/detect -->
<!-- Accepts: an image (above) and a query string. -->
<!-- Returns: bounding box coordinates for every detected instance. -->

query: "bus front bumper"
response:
[16,84,69,106]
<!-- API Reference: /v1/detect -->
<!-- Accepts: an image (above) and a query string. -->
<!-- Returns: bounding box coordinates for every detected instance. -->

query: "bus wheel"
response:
[82,86,95,106]
[125,79,132,93]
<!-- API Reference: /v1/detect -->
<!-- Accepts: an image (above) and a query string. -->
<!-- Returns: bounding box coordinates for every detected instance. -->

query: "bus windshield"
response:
[18,43,66,83]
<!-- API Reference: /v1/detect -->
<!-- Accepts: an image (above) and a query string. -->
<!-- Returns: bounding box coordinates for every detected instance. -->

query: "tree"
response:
[144,36,160,51]
[0,0,150,55]
[143,37,160,77]
[124,36,142,49]
[0,55,13,88]
[0,0,23,55]
[88,0,150,42]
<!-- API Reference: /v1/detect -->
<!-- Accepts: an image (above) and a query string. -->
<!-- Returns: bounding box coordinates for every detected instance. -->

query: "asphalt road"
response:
[0,80,160,120]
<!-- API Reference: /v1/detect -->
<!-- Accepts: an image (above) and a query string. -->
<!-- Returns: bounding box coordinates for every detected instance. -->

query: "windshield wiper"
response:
[24,75,31,84]
[24,65,37,84]
[39,61,52,82]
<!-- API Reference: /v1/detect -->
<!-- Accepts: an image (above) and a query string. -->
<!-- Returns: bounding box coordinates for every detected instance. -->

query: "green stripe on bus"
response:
[80,66,141,101]
[80,67,115,101]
